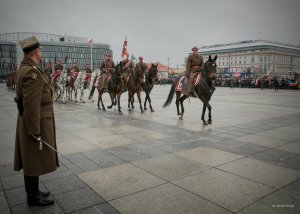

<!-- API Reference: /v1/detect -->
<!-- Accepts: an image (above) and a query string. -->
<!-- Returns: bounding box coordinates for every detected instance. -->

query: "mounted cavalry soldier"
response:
[84,64,92,89]
[186,46,204,97]
[43,62,52,81]
[134,56,147,85]
[98,53,115,91]
[52,59,63,82]
[71,62,80,80]
[66,65,72,76]
[14,36,59,206]
[121,39,133,92]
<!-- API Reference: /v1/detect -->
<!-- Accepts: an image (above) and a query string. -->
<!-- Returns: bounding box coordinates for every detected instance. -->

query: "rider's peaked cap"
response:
[192,46,198,51]
[20,36,40,53]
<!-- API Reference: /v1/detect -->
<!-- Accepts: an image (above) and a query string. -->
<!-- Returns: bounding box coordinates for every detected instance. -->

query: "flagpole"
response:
[90,43,93,70]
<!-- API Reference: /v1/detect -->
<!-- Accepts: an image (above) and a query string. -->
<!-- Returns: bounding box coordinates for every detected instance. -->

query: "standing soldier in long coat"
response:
[134,56,148,86]
[98,53,115,91]
[186,46,204,96]
[14,36,59,206]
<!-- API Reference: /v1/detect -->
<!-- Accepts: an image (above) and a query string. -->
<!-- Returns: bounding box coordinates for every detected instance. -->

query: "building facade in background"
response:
[198,40,300,78]
[0,32,113,78]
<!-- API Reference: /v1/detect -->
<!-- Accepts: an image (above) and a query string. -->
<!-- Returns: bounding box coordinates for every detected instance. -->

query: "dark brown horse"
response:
[97,62,124,113]
[163,55,217,125]
[141,64,158,112]
[126,63,144,113]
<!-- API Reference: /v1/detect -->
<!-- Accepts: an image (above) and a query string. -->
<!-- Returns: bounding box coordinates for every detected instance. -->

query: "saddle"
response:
[85,73,91,81]
[175,73,201,92]
[72,72,79,81]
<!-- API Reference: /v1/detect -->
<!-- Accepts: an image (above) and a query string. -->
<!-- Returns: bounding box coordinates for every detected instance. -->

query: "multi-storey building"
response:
[197,40,300,78]
[0,32,112,78]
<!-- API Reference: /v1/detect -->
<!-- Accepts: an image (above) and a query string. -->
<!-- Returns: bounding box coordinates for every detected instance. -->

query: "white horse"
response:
[54,70,68,103]
[73,71,86,103]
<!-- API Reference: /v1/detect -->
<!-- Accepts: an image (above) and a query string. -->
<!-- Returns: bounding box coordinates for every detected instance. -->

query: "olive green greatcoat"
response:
[98,59,115,89]
[14,57,59,176]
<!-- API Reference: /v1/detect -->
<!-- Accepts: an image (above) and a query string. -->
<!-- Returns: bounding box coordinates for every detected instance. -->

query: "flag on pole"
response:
[234,71,240,78]
[88,36,93,44]
[267,70,270,80]
[121,35,129,58]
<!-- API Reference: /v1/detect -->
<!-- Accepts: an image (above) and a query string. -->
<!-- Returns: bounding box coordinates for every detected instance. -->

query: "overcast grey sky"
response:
[1,0,300,67]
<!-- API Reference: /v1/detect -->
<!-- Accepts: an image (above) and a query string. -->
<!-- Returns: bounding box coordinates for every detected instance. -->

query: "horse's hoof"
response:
[151,109,155,112]
[107,106,112,109]
[179,116,183,120]
[82,101,85,103]
[119,111,123,114]
[141,110,144,113]
[203,121,208,125]
[208,120,212,125]
[144,107,148,111]
[98,107,101,110]
[103,108,106,111]
[128,109,131,111]
[75,100,77,103]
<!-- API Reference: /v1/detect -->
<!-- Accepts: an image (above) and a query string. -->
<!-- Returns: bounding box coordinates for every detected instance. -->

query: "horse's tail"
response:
[163,83,175,108]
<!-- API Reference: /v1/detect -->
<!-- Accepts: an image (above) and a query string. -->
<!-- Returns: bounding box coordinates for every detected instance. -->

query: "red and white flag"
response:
[234,71,240,78]
[88,36,93,44]
[267,71,271,80]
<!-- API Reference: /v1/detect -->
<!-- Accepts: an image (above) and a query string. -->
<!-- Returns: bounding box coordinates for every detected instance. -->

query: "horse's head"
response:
[203,55,217,80]
[115,62,124,76]
[148,64,159,82]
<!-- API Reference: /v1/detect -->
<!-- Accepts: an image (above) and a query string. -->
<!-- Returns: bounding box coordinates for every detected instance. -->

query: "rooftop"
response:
[199,40,300,53]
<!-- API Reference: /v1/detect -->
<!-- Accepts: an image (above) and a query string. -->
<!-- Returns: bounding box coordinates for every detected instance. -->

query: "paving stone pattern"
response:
[0,84,299,213]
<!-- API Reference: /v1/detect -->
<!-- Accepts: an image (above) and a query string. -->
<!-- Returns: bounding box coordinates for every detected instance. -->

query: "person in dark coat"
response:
[14,36,59,206]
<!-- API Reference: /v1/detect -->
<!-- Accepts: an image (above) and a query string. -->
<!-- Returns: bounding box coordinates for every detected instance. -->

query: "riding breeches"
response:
[188,72,199,93]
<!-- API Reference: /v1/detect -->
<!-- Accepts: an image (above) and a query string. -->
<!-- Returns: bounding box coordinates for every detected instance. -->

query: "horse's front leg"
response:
[80,88,85,103]
[62,86,66,104]
[199,96,212,125]
[136,91,144,113]
[175,93,181,118]
[117,93,122,114]
[146,91,154,112]
[97,92,101,110]
[107,92,114,109]
[201,103,208,125]
[128,91,132,110]
[179,94,188,119]
[207,102,212,125]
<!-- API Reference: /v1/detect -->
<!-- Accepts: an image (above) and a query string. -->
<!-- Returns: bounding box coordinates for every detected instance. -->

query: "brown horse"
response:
[126,63,144,113]
[97,62,124,113]
[141,64,158,112]
[163,55,217,125]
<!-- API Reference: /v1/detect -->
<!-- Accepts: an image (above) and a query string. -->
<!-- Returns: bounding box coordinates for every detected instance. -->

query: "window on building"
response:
[251,57,255,63]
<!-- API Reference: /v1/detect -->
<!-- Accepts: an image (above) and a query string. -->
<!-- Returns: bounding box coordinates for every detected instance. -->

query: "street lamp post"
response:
[167,57,170,78]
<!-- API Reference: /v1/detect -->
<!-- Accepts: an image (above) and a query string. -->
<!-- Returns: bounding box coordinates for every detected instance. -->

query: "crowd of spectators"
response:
[214,76,299,89]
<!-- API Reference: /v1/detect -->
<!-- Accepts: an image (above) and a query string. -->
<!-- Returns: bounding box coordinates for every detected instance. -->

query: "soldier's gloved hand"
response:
[31,135,41,141]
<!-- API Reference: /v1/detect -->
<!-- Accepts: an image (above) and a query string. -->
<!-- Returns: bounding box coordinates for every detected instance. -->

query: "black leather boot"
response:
[39,190,50,197]
[27,194,54,206]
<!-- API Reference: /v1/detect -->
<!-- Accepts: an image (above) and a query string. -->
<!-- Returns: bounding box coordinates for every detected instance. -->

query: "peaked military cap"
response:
[192,46,198,51]
[138,56,143,60]
[19,36,40,53]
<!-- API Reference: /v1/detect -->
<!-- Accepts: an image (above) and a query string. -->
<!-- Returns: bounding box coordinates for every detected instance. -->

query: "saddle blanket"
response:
[175,73,201,92]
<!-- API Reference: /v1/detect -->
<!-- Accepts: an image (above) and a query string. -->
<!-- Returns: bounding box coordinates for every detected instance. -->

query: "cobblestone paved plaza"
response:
[0,83,299,213]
